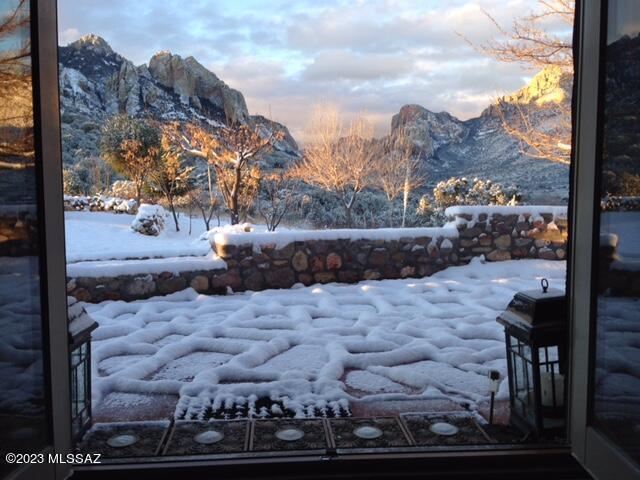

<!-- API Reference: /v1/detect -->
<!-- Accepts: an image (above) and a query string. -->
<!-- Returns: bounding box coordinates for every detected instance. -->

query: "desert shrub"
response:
[433,177,520,208]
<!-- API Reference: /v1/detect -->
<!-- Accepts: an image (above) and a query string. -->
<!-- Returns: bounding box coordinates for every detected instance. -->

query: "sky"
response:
[57,0,571,140]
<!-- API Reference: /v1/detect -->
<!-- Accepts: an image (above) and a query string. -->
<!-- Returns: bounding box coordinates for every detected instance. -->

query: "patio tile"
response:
[250,419,328,452]
[329,417,411,449]
[163,420,249,456]
[401,412,491,446]
[77,421,169,459]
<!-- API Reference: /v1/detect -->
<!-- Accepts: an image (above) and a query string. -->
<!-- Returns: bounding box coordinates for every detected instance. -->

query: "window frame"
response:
[568,1,640,478]
[26,0,603,477]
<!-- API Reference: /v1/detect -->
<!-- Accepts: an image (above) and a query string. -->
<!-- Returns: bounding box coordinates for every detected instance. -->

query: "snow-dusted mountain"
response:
[58,34,298,170]
[59,34,570,203]
[390,67,572,203]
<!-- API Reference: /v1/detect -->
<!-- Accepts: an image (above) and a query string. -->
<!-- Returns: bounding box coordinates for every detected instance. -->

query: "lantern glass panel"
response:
[70,342,91,439]
[509,336,536,423]
[538,346,564,409]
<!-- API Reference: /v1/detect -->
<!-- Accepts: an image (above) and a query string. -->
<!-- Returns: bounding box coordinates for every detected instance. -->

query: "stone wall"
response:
[66,206,569,302]
[445,206,568,262]
[211,230,459,292]
[67,268,229,303]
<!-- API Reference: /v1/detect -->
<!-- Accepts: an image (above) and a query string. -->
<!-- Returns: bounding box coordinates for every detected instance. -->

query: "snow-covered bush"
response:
[296,187,390,229]
[433,177,520,208]
[63,194,137,213]
[131,204,166,236]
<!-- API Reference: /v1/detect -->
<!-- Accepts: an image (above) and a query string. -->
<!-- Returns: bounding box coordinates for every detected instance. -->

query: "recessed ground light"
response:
[106,434,138,448]
[193,429,224,444]
[353,425,383,439]
[275,427,305,441]
[429,422,459,436]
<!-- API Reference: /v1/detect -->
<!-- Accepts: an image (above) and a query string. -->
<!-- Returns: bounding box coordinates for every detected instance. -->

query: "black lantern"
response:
[496,279,567,437]
[68,297,98,441]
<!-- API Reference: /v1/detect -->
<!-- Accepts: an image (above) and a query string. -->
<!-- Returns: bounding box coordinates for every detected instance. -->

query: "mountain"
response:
[58,34,298,171]
[390,67,572,203]
[59,35,570,203]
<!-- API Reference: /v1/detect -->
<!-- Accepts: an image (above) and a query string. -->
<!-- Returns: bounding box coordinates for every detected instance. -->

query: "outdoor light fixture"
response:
[68,297,98,441]
[497,279,567,438]
[488,370,500,425]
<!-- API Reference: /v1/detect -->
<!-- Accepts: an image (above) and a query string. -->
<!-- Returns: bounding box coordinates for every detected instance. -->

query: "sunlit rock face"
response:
[391,105,469,158]
[57,34,296,171]
[147,51,248,124]
[389,67,571,203]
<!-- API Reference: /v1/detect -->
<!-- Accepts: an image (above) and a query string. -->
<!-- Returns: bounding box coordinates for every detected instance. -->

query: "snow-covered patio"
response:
[87,258,566,423]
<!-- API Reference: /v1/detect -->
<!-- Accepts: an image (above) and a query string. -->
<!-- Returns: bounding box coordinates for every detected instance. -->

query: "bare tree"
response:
[174,122,280,225]
[0,0,33,167]
[86,156,112,194]
[258,171,297,231]
[293,104,378,228]
[463,0,574,165]
[186,186,220,231]
[374,130,424,227]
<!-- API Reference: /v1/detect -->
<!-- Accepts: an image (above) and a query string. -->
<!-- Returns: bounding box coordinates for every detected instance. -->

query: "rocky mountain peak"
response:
[502,66,571,106]
[147,50,248,124]
[70,34,115,56]
[391,104,468,157]
[58,34,297,174]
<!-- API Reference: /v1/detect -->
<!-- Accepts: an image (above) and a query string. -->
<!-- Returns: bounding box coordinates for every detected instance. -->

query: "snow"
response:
[66,255,227,278]
[86,258,567,419]
[0,257,46,416]
[65,211,212,262]
[211,226,458,250]
[68,296,98,337]
[131,204,167,236]
[445,205,567,223]
[594,297,640,420]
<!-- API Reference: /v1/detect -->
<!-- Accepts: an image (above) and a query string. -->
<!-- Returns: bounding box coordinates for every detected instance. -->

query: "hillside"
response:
[58,34,298,172]
[59,34,571,204]
[390,67,572,203]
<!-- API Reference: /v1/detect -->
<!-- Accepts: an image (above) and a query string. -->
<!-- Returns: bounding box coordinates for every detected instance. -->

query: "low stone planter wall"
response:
[67,269,228,303]
[445,206,568,262]
[65,255,228,303]
[66,206,570,302]
[210,227,460,292]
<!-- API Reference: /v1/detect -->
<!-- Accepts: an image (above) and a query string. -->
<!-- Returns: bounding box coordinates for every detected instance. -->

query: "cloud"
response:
[59,27,80,45]
[302,51,413,81]
[56,0,568,142]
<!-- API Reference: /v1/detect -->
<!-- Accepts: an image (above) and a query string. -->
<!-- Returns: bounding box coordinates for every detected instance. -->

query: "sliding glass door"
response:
[570,1,640,479]
[1,1,70,479]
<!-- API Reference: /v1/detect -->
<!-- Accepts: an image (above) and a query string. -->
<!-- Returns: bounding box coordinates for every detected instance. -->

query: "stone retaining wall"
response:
[67,268,229,303]
[445,206,568,262]
[67,206,569,302]
[211,232,459,292]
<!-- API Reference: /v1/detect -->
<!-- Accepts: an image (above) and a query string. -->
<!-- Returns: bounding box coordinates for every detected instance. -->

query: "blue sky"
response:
[57,0,569,139]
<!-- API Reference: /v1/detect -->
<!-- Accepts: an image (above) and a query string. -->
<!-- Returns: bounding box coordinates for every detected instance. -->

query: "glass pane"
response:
[0,0,51,476]
[592,0,640,465]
